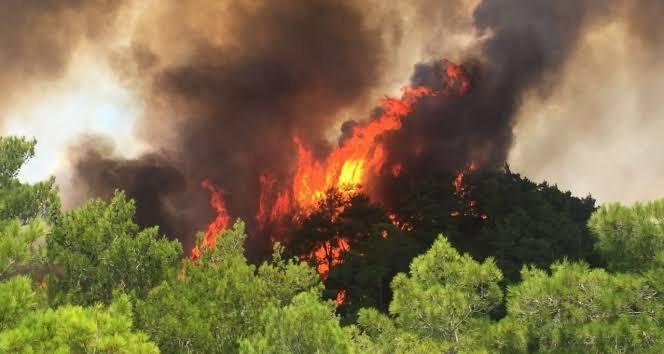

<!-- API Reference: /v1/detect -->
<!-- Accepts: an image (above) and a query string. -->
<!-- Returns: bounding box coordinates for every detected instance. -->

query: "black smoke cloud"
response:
[67,135,189,246]
[65,0,664,252]
[382,0,599,177]
[381,0,664,182]
[69,0,387,252]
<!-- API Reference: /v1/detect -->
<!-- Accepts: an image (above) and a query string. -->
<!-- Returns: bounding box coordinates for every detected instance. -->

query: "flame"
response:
[453,161,477,196]
[291,86,436,212]
[335,290,347,305]
[388,211,413,232]
[450,162,489,220]
[390,163,402,177]
[256,60,470,222]
[444,60,470,96]
[199,60,471,275]
[256,173,292,242]
[312,237,350,279]
[191,179,231,260]
[257,173,278,228]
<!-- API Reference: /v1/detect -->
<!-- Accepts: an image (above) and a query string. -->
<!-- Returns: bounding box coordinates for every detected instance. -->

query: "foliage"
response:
[291,192,423,321]
[589,199,664,272]
[2,134,664,353]
[0,137,57,282]
[47,191,182,305]
[0,294,158,353]
[0,136,60,224]
[390,235,503,342]
[296,168,600,324]
[490,262,664,353]
[461,169,600,282]
[0,219,47,281]
[0,276,39,331]
[358,235,503,352]
[136,220,322,353]
[288,189,352,267]
[240,291,355,354]
[331,228,421,321]
[257,243,321,307]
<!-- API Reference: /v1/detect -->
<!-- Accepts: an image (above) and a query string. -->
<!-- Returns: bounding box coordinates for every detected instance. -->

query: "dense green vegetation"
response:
[1,135,663,353]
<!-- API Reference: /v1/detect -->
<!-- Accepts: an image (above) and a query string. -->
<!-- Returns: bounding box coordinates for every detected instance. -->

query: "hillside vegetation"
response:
[1,136,663,353]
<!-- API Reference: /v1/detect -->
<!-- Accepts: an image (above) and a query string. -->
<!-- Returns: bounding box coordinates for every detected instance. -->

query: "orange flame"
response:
[288,61,469,213]
[335,290,347,305]
[292,86,436,212]
[390,163,402,177]
[312,237,350,279]
[450,162,488,220]
[453,161,477,196]
[444,60,470,96]
[202,60,471,275]
[191,179,231,260]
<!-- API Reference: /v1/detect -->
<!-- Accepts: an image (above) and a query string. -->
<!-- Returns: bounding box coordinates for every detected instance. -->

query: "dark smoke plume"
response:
[381,0,664,187]
[69,0,387,252]
[384,1,598,176]
[65,0,664,252]
[67,135,191,247]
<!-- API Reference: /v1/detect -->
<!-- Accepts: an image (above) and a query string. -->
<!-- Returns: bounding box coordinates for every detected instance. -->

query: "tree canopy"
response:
[0,136,159,352]
[47,191,182,306]
[135,220,327,353]
[0,134,662,353]
[589,199,664,273]
[358,235,503,352]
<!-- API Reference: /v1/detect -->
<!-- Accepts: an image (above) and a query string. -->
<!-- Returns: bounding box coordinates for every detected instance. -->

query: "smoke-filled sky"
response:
[2,0,663,213]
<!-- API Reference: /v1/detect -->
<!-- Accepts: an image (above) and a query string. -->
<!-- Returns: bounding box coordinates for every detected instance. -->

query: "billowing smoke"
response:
[67,0,388,252]
[48,0,664,250]
[0,0,126,126]
[381,0,664,202]
[67,135,188,243]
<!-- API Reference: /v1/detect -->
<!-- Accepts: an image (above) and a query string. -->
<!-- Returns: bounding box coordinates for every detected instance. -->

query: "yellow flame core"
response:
[338,160,364,189]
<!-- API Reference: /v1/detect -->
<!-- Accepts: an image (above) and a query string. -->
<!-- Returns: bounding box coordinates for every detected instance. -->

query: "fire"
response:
[390,163,402,177]
[453,161,477,196]
[257,174,282,227]
[335,290,347,305]
[191,179,231,260]
[285,61,470,214]
[388,211,413,232]
[196,60,472,275]
[290,86,436,212]
[312,237,350,279]
[444,60,470,96]
[450,162,488,220]
[267,85,441,275]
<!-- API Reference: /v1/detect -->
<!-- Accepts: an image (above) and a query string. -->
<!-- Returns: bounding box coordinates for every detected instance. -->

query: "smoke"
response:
[0,0,127,124]
[51,0,664,249]
[382,0,664,201]
[66,135,189,246]
[509,1,664,203]
[380,1,604,182]
[66,0,389,250]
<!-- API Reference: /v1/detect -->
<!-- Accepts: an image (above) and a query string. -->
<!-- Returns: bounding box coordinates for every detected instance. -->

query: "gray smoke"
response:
[55,0,664,251]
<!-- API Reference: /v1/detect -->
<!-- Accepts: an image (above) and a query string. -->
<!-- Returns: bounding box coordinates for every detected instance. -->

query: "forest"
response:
[1,135,663,353]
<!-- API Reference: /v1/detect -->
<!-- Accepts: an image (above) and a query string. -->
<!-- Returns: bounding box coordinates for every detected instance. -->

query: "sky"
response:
[4,54,142,184]
[509,21,664,203]
[1,0,662,205]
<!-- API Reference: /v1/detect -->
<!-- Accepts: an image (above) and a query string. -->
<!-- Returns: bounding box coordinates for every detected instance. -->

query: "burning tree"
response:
[193,60,472,274]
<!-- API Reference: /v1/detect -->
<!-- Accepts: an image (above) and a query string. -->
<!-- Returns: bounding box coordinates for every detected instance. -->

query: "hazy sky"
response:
[509,21,664,203]
[5,54,142,184]
[1,0,662,205]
